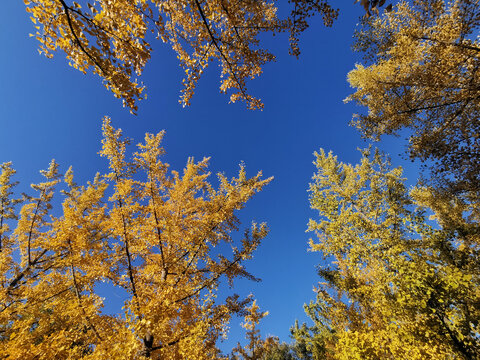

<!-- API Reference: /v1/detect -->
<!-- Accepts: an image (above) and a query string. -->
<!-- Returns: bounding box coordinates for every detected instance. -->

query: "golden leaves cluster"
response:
[346,0,480,195]
[306,148,480,359]
[24,0,338,112]
[0,117,271,359]
[230,299,277,360]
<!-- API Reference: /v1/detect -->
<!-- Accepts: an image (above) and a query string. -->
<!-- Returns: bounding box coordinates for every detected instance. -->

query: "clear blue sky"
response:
[1,1,417,354]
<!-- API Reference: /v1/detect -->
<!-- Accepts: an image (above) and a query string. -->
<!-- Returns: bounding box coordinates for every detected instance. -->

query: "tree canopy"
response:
[24,0,338,112]
[283,2,480,358]
[304,148,480,359]
[347,0,480,197]
[0,117,271,359]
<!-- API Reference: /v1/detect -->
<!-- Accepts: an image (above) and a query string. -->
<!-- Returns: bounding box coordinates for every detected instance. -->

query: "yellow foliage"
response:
[230,299,277,360]
[346,0,480,196]
[306,148,480,359]
[24,0,337,112]
[0,117,272,359]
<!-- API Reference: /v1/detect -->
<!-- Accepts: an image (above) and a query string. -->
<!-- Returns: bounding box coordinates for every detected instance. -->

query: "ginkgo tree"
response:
[24,0,338,112]
[229,299,276,360]
[304,148,480,359]
[0,117,272,359]
[346,0,480,197]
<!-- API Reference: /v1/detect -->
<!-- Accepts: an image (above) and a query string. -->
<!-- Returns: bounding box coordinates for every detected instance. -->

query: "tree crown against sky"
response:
[0,117,271,359]
[347,0,480,199]
[24,0,339,112]
[303,148,480,359]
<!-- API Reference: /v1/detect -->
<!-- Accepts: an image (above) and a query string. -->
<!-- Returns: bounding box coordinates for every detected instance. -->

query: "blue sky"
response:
[1,1,418,353]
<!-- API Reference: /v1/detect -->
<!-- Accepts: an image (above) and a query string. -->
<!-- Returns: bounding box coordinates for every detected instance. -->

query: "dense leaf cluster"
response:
[0,118,271,359]
[25,0,337,112]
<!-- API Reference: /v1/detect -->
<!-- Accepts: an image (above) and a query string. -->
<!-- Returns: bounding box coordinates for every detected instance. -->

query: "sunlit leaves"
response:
[0,117,271,359]
[230,299,277,360]
[24,0,338,112]
[306,149,480,359]
[346,0,480,196]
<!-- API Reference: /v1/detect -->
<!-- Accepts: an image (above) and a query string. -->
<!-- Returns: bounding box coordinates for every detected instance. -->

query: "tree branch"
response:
[57,0,109,78]
[193,0,249,100]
